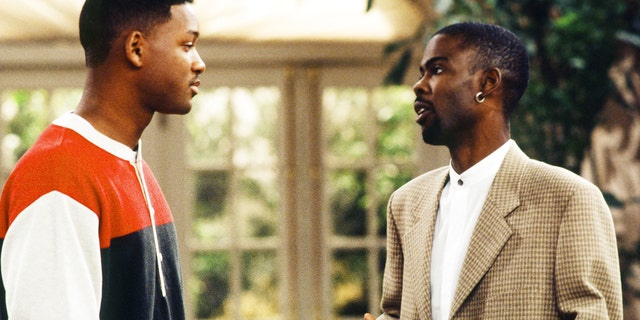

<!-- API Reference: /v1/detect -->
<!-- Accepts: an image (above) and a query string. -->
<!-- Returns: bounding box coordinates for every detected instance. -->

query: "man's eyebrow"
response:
[187,30,200,38]
[424,56,447,68]
[419,56,447,73]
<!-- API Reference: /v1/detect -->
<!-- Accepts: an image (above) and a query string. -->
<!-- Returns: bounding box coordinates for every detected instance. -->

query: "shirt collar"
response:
[52,112,139,163]
[448,139,513,186]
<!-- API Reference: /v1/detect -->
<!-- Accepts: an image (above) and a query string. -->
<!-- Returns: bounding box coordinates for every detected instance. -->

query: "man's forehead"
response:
[422,34,473,62]
[171,3,197,21]
[425,34,467,54]
[163,3,200,32]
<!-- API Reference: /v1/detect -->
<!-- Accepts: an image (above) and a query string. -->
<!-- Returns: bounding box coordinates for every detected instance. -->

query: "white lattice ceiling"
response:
[0,0,427,43]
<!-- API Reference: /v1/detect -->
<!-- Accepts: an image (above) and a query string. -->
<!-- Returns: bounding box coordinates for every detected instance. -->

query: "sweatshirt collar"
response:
[52,112,139,163]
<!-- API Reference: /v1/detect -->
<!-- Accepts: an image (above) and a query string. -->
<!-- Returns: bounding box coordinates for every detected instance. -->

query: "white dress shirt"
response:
[430,140,513,320]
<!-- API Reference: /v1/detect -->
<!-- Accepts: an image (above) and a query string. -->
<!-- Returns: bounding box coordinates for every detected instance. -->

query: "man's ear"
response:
[481,67,502,97]
[125,31,145,68]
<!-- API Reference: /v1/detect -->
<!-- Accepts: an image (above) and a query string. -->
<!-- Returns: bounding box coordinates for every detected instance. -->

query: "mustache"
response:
[414,97,433,105]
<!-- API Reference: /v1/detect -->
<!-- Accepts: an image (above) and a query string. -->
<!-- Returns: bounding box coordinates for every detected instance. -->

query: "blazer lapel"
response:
[449,144,527,317]
[405,168,449,318]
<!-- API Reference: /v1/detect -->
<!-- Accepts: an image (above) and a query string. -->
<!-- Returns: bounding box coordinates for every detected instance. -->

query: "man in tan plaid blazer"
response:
[365,22,623,319]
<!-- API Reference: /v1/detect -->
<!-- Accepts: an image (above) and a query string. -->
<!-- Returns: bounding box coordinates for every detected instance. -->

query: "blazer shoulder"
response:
[522,158,600,195]
[395,166,448,195]
[389,166,448,211]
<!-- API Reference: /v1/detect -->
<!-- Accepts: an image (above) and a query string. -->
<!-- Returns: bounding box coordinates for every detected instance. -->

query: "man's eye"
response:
[184,42,194,50]
[432,66,443,75]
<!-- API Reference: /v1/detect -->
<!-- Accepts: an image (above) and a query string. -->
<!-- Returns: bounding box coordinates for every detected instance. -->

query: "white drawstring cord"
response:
[133,143,167,297]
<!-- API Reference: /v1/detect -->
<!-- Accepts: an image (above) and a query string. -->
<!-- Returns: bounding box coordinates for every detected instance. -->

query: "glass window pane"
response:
[2,89,49,165]
[238,168,279,238]
[328,169,367,236]
[193,170,229,241]
[324,88,370,163]
[231,88,278,168]
[373,86,415,160]
[187,88,232,163]
[240,250,280,317]
[192,252,230,319]
[332,249,369,316]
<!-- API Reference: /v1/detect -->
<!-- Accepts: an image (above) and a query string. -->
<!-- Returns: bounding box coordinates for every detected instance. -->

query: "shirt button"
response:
[457,179,463,186]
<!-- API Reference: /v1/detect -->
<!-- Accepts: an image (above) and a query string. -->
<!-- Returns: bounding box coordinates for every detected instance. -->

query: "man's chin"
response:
[157,106,192,116]
[421,131,443,146]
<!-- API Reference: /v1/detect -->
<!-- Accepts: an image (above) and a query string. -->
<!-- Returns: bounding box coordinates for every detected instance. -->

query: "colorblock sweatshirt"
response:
[0,112,185,319]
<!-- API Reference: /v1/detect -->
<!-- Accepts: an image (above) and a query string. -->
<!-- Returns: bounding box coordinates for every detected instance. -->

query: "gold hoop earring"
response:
[475,91,485,103]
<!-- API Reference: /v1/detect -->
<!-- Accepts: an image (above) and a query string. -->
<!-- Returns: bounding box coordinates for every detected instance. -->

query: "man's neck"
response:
[75,99,152,150]
[449,135,510,174]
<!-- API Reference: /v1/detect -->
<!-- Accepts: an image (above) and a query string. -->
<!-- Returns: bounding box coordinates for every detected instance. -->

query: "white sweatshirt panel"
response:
[1,191,101,320]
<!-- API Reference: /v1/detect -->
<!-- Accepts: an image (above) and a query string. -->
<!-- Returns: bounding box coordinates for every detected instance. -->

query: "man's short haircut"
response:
[79,0,193,68]
[435,22,530,118]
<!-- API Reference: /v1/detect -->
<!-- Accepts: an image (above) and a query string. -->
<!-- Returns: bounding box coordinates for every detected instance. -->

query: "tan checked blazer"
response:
[378,144,623,319]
